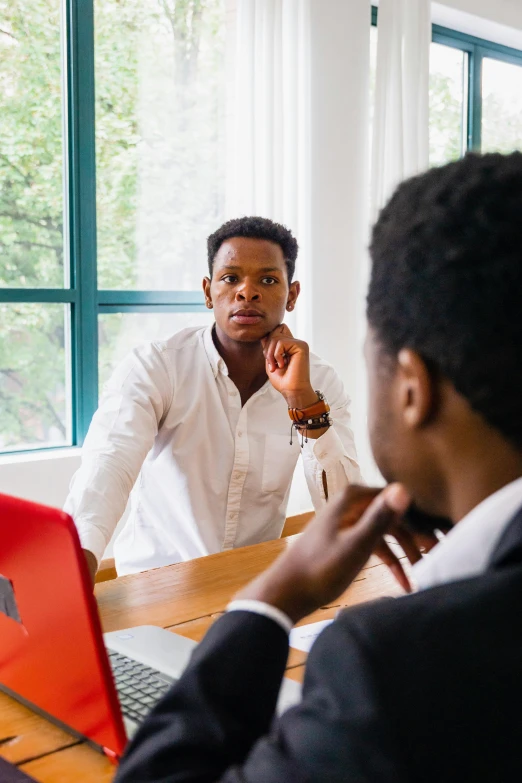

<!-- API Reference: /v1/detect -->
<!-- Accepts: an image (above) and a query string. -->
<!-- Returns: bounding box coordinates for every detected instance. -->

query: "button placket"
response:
[222,406,250,550]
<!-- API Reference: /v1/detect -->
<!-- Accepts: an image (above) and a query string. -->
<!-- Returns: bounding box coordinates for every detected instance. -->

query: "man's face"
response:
[204,237,299,343]
[365,328,445,518]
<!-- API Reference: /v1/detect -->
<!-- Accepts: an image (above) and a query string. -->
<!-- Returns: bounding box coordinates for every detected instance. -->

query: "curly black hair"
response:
[207,216,298,281]
[368,151,522,448]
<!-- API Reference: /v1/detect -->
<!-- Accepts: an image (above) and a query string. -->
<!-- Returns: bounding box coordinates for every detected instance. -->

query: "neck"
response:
[445,456,522,524]
[436,421,522,524]
[213,324,267,390]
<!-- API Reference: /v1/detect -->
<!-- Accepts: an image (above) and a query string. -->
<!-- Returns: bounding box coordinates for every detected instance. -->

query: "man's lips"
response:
[231,310,264,325]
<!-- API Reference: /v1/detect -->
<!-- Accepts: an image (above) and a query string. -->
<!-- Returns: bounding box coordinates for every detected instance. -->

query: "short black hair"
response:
[368,151,522,449]
[207,216,298,281]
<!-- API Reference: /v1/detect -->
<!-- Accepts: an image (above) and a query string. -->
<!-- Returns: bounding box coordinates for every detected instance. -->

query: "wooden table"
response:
[0,534,403,781]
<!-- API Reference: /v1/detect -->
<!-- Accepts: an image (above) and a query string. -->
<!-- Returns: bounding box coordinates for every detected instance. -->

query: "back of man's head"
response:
[368,151,522,450]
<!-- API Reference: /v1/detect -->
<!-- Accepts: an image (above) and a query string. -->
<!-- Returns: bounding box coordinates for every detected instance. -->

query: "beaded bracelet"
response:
[290,410,332,446]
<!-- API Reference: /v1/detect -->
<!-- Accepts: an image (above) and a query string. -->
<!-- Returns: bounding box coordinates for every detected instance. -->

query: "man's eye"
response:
[222,275,237,283]
[261,277,277,285]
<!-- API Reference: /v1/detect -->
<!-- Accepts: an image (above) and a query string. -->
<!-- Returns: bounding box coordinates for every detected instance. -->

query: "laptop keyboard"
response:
[107,649,175,724]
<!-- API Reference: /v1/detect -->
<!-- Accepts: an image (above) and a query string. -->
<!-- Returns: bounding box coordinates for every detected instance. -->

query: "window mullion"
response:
[65,0,98,445]
[468,45,483,151]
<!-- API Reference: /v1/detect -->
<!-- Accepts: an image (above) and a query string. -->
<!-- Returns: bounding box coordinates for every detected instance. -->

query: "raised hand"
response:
[261,323,317,409]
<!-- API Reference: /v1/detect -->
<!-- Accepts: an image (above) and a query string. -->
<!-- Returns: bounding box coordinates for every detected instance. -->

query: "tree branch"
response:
[0,153,33,188]
[0,238,63,253]
[0,210,62,235]
[0,28,17,41]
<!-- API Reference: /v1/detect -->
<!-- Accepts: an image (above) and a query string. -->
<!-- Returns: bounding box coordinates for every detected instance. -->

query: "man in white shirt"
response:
[65,216,361,580]
[115,152,522,782]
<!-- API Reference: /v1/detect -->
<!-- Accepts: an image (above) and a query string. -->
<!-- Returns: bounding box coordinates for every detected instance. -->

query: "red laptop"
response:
[0,493,302,761]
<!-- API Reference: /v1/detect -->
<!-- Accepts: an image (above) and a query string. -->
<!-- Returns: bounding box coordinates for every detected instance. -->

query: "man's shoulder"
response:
[131,326,207,364]
[330,565,522,653]
[152,325,208,354]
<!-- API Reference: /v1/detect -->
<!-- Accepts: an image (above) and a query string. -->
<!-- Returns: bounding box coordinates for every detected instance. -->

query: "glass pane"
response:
[98,310,214,389]
[370,24,377,119]
[0,304,71,451]
[429,42,467,166]
[95,0,227,290]
[482,57,522,153]
[0,1,65,288]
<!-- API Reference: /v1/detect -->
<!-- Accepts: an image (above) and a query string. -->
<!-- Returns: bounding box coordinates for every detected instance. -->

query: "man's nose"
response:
[236,282,260,301]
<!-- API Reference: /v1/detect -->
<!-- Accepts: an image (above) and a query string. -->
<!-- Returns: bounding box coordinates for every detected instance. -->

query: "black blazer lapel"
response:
[488,505,522,569]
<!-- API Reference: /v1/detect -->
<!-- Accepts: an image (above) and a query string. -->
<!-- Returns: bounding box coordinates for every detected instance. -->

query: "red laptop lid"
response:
[0,492,127,758]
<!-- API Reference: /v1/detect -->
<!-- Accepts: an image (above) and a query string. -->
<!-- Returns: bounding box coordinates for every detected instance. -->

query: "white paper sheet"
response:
[289,619,333,653]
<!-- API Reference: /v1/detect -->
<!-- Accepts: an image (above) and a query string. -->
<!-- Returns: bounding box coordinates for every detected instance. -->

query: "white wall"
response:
[437,0,522,32]
[0,449,80,509]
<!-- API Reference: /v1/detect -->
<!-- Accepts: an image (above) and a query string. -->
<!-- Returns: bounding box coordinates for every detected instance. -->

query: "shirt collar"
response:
[203,324,229,378]
[201,324,273,397]
[412,476,522,591]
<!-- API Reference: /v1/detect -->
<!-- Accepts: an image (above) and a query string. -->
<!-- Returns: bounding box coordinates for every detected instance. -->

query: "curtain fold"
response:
[226,0,310,225]
[228,0,371,485]
[371,0,431,215]
[226,0,311,338]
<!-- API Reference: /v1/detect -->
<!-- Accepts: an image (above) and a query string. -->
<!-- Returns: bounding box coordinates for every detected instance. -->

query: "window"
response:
[0,0,71,451]
[371,8,522,166]
[482,57,522,153]
[429,42,467,166]
[0,0,225,453]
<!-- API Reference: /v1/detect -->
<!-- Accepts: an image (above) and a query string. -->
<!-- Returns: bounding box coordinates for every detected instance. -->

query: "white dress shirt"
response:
[232,476,522,633]
[412,476,522,590]
[65,325,361,575]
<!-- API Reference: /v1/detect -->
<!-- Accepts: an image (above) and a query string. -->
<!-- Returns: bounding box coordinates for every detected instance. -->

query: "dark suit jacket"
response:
[115,507,522,782]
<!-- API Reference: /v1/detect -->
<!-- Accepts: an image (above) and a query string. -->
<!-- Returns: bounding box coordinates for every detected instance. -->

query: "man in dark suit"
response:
[115,152,522,782]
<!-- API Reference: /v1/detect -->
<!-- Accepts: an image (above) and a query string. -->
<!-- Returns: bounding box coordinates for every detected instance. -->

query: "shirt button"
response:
[237,431,242,437]
[229,390,237,397]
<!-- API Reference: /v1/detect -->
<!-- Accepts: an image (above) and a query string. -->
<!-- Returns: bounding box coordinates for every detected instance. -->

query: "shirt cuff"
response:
[75,524,107,567]
[300,425,347,470]
[226,599,293,635]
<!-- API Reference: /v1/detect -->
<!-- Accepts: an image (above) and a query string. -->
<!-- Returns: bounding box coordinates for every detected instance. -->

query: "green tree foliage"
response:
[0,1,66,449]
[0,0,225,450]
[0,0,63,288]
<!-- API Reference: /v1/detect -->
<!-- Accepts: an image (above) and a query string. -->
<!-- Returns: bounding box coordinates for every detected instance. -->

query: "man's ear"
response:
[396,349,436,429]
[202,277,211,300]
[286,280,300,311]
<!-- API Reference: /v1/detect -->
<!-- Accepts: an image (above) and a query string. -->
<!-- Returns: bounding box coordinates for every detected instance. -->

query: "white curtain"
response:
[356,0,431,484]
[227,0,371,495]
[226,0,311,339]
[371,0,431,215]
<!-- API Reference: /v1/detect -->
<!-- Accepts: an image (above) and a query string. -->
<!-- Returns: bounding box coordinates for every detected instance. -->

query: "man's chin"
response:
[225,322,273,343]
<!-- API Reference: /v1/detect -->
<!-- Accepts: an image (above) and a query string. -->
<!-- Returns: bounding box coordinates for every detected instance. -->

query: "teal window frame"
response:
[0,0,205,455]
[372,5,522,153]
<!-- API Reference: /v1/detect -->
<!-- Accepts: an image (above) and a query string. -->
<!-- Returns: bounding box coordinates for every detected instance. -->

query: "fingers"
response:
[334,484,412,592]
[264,339,284,372]
[262,325,300,373]
[392,526,424,566]
[348,484,411,539]
[374,539,412,593]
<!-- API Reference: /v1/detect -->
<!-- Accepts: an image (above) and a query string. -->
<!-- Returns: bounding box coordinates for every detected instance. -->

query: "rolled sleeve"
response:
[64,342,172,564]
[302,364,363,508]
[76,523,109,566]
